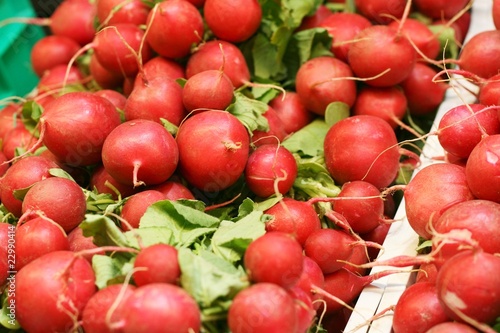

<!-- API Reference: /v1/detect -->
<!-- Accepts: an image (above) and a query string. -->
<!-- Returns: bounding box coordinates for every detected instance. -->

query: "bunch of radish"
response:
[0,0,495,332]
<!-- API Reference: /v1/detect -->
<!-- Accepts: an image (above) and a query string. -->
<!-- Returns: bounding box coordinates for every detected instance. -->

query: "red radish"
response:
[354,0,406,24]
[437,104,500,159]
[120,190,168,230]
[268,92,314,135]
[388,18,441,60]
[318,12,372,63]
[182,69,234,112]
[352,85,408,130]
[122,77,135,97]
[291,256,325,308]
[323,115,401,189]
[40,91,122,166]
[288,286,316,333]
[348,25,416,87]
[264,197,322,246]
[21,177,87,233]
[2,126,40,161]
[361,222,391,261]
[400,62,448,117]
[251,106,288,146]
[30,35,81,77]
[0,103,22,141]
[414,0,470,20]
[36,149,88,187]
[148,180,195,201]
[133,243,181,286]
[392,282,450,333]
[342,243,369,276]
[12,251,96,333]
[89,54,124,90]
[228,283,298,333]
[93,23,153,78]
[244,231,304,288]
[426,322,480,333]
[436,250,500,326]
[49,0,96,45]
[145,0,204,59]
[124,75,186,126]
[121,283,201,333]
[295,56,357,116]
[67,226,98,262]
[296,5,333,31]
[333,180,385,234]
[36,64,85,94]
[465,134,500,203]
[303,228,358,275]
[0,151,9,177]
[90,164,138,200]
[14,216,69,271]
[135,56,186,84]
[478,73,500,106]
[186,40,251,88]
[95,0,150,26]
[0,223,13,285]
[404,163,474,240]
[94,89,127,110]
[101,119,179,187]
[81,283,136,333]
[495,0,500,30]
[0,155,59,217]
[245,144,298,198]
[176,110,250,192]
[415,262,439,284]
[457,30,500,80]
[203,0,262,43]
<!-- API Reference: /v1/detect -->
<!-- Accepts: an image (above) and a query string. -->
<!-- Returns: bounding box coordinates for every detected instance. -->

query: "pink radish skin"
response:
[182,69,234,112]
[388,18,441,60]
[81,284,136,333]
[41,91,122,167]
[0,103,22,141]
[404,163,474,240]
[122,283,201,333]
[186,40,251,88]
[465,134,500,203]
[133,244,181,286]
[392,282,450,333]
[268,92,314,135]
[244,231,304,289]
[90,164,139,200]
[228,283,298,333]
[323,115,401,189]
[495,0,500,30]
[148,180,195,200]
[288,287,316,333]
[348,25,416,87]
[67,226,98,263]
[291,256,325,308]
[2,127,41,161]
[101,119,179,187]
[0,223,11,285]
[264,198,322,246]
[203,0,262,43]
[436,250,500,325]
[49,0,96,46]
[30,35,81,77]
[94,89,127,111]
[361,222,391,261]
[245,144,298,198]
[21,177,87,233]
[426,322,480,333]
[95,0,150,26]
[12,251,96,333]
[36,64,85,94]
[437,104,500,159]
[120,190,168,230]
[296,5,333,31]
[89,54,124,90]
[414,0,471,19]
[415,262,439,284]
[251,106,288,146]
[458,30,500,80]
[135,56,186,84]
[15,217,69,271]
[478,73,500,106]
[354,0,406,24]
[145,0,204,59]
[176,111,250,192]
[295,56,357,116]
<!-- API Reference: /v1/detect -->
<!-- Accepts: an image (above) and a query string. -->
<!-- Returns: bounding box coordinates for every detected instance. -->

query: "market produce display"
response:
[0,0,499,332]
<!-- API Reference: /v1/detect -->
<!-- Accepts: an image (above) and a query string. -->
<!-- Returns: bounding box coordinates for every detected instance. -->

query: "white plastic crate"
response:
[344,1,495,332]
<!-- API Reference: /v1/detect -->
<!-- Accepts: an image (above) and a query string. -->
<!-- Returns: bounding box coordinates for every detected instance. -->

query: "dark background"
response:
[30,0,64,18]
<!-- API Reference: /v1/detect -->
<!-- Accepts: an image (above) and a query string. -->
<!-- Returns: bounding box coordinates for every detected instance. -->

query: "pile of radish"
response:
[0,0,499,332]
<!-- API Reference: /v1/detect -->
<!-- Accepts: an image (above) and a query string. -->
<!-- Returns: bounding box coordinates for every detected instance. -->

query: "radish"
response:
[288,286,316,333]
[457,30,500,80]
[21,176,87,232]
[90,164,138,200]
[12,250,96,333]
[244,144,298,198]
[264,197,322,246]
[48,0,96,46]
[495,0,500,30]
[0,103,22,141]
[120,190,168,230]
[268,92,314,135]
[227,282,298,333]
[465,134,500,203]
[121,283,201,333]
[67,225,98,262]
[478,73,500,106]
[333,180,385,234]
[361,222,391,261]
[36,64,85,94]
[0,151,9,178]
[14,216,69,271]
[323,115,401,189]
[182,69,234,112]
[145,0,204,59]
[404,163,474,240]
[89,54,124,90]
[135,56,186,84]
[296,5,333,32]
[436,250,500,328]
[0,223,12,285]
[95,0,150,26]
[318,12,372,62]
[94,89,127,111]
[354,0,406,24]
[30,35,81,77]
[251,106,288,146]
[348,25,417,87]
[392,282,450,333]
[388,18,441,60]
[426,322,481,333]
[291,255,325,308]
[243,231,304,288]
[415,262,439,284]
[40,91,122,166]
[175,110,250,192]
[148,180,195,200]
[81,283,136,333]
[133,243,181,286]
[352,85,408,130]
[186,40,251,88]
[295,56,357,116]
[0,155,59,217]
[437,103,500,159]
[203,0,262,43]
[414,0,471,20]
[101,119,179,187]
[2,126,41,161]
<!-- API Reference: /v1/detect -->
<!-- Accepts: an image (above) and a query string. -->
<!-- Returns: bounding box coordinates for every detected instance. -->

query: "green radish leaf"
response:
[324,101,350,126]
[80,214,132,248]
[91,254,134,289]
[290,155,341,200]
[48,168,76,181]
[21,100,43,133]
[227,91,269,134]
[124,227,174,248]
[281,118,330,157]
